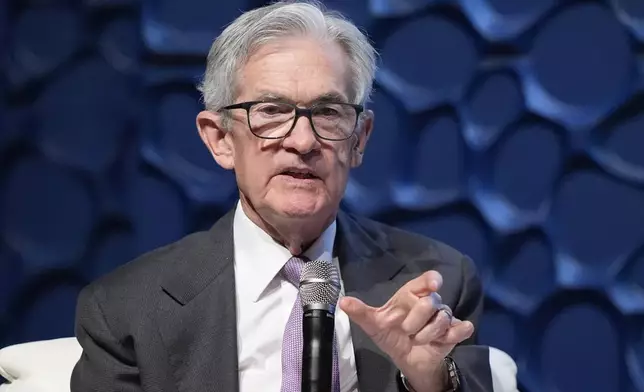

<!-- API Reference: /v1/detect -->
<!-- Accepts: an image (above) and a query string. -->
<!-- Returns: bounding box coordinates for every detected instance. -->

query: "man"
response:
[71,1,493,391]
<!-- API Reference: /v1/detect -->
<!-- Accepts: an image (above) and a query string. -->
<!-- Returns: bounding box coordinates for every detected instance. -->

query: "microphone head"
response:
[300,260,341,310]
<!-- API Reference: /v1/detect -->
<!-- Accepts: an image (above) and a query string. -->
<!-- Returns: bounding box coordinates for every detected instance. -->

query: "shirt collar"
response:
[233,201,337,302]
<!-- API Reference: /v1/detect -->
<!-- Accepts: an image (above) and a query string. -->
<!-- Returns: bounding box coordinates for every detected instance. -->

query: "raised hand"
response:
[339,271,474,392]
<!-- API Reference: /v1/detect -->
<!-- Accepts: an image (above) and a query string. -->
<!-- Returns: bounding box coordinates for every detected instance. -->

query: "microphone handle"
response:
[301,307,335,392]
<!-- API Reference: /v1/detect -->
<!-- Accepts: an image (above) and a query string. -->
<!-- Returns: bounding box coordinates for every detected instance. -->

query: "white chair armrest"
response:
[490,346,519,392]
[0,338,82,392]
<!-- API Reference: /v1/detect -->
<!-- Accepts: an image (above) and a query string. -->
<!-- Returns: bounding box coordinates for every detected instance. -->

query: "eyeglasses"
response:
[218,101,364,141]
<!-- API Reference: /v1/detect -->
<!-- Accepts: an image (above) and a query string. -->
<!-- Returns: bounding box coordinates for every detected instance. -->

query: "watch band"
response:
[444,356,462,391]
[398,357,461,392]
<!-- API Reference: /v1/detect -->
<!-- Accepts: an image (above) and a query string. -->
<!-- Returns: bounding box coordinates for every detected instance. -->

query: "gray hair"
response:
[197,0,378,113]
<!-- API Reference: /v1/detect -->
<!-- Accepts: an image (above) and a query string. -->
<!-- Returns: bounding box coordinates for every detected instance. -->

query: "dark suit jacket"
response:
[71,207,493,392]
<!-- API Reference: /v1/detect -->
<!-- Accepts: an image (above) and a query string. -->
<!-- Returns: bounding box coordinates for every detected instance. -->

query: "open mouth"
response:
[280,169,319,180]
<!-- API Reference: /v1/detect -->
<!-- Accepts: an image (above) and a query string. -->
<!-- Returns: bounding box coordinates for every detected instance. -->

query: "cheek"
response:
[235,139,276,185]
[325,147,352,188]
[332,144,353,169]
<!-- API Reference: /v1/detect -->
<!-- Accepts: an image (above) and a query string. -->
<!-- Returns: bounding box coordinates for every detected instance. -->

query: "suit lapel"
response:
[335,211,405,392]
[156,208,239,392]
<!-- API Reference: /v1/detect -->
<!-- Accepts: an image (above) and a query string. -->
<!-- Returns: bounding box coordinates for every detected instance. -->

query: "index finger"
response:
[404,270,443,296]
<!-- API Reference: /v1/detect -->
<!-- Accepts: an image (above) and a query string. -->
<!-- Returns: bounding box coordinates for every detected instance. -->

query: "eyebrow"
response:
[254,91,349,105]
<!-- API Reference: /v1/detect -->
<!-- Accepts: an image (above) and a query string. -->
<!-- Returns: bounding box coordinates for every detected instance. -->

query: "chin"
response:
[271,193,328,219]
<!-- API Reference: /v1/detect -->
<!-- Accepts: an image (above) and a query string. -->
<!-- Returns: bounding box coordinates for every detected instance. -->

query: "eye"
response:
[315,105,340,117]
[254,103,293,116]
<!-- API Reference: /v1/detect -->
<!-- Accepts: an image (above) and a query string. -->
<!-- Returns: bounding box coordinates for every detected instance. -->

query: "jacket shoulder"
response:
[80,228,214,299]
[345,211,468,264]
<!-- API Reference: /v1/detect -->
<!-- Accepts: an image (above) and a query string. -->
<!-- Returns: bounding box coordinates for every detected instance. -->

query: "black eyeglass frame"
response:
[218,100,364,141]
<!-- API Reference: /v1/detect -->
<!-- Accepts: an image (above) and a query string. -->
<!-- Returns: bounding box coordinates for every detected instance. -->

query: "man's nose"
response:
[282,116,319,154]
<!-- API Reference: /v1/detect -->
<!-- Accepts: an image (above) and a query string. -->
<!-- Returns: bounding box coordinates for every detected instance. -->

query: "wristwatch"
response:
[398,356,461,392]
[443,356,462,391]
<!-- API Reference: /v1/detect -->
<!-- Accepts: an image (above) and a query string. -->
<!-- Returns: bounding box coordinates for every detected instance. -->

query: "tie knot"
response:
[282,256,308,287]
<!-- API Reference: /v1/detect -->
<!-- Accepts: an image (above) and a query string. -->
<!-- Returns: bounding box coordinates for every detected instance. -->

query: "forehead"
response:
[237,36,351,104]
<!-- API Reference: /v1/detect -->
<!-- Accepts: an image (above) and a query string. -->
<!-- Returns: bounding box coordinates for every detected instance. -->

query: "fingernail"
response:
[442,310,453,323]
[434,293,443,307]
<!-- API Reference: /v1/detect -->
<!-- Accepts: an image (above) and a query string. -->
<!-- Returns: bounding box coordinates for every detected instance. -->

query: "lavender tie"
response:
[281,256,341,392]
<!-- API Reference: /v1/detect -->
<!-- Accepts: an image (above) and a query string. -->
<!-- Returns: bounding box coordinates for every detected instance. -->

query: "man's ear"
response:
[196,110,235,170]
[351,109,374,168]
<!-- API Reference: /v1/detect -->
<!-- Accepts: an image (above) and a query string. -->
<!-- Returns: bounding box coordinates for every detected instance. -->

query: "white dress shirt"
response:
[233,202,359,392]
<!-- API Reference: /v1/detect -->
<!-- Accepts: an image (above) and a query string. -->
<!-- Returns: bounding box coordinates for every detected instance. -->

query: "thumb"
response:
[339,296,374,330]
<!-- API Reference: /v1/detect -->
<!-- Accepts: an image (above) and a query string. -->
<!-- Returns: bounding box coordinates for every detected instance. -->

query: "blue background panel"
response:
[2,1,644,391]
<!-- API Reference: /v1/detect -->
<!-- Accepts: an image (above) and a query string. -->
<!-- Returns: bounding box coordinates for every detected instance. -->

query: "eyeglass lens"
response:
[248,102,357,140]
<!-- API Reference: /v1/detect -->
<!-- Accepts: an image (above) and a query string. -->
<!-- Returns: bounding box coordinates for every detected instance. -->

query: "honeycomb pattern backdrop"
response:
[1,0,644,391]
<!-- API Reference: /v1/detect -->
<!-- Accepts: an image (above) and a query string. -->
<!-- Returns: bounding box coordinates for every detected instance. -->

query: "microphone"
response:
[299,260,341,392]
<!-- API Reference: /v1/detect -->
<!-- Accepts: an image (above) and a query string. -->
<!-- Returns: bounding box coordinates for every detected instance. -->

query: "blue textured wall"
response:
[1,1,644,391]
